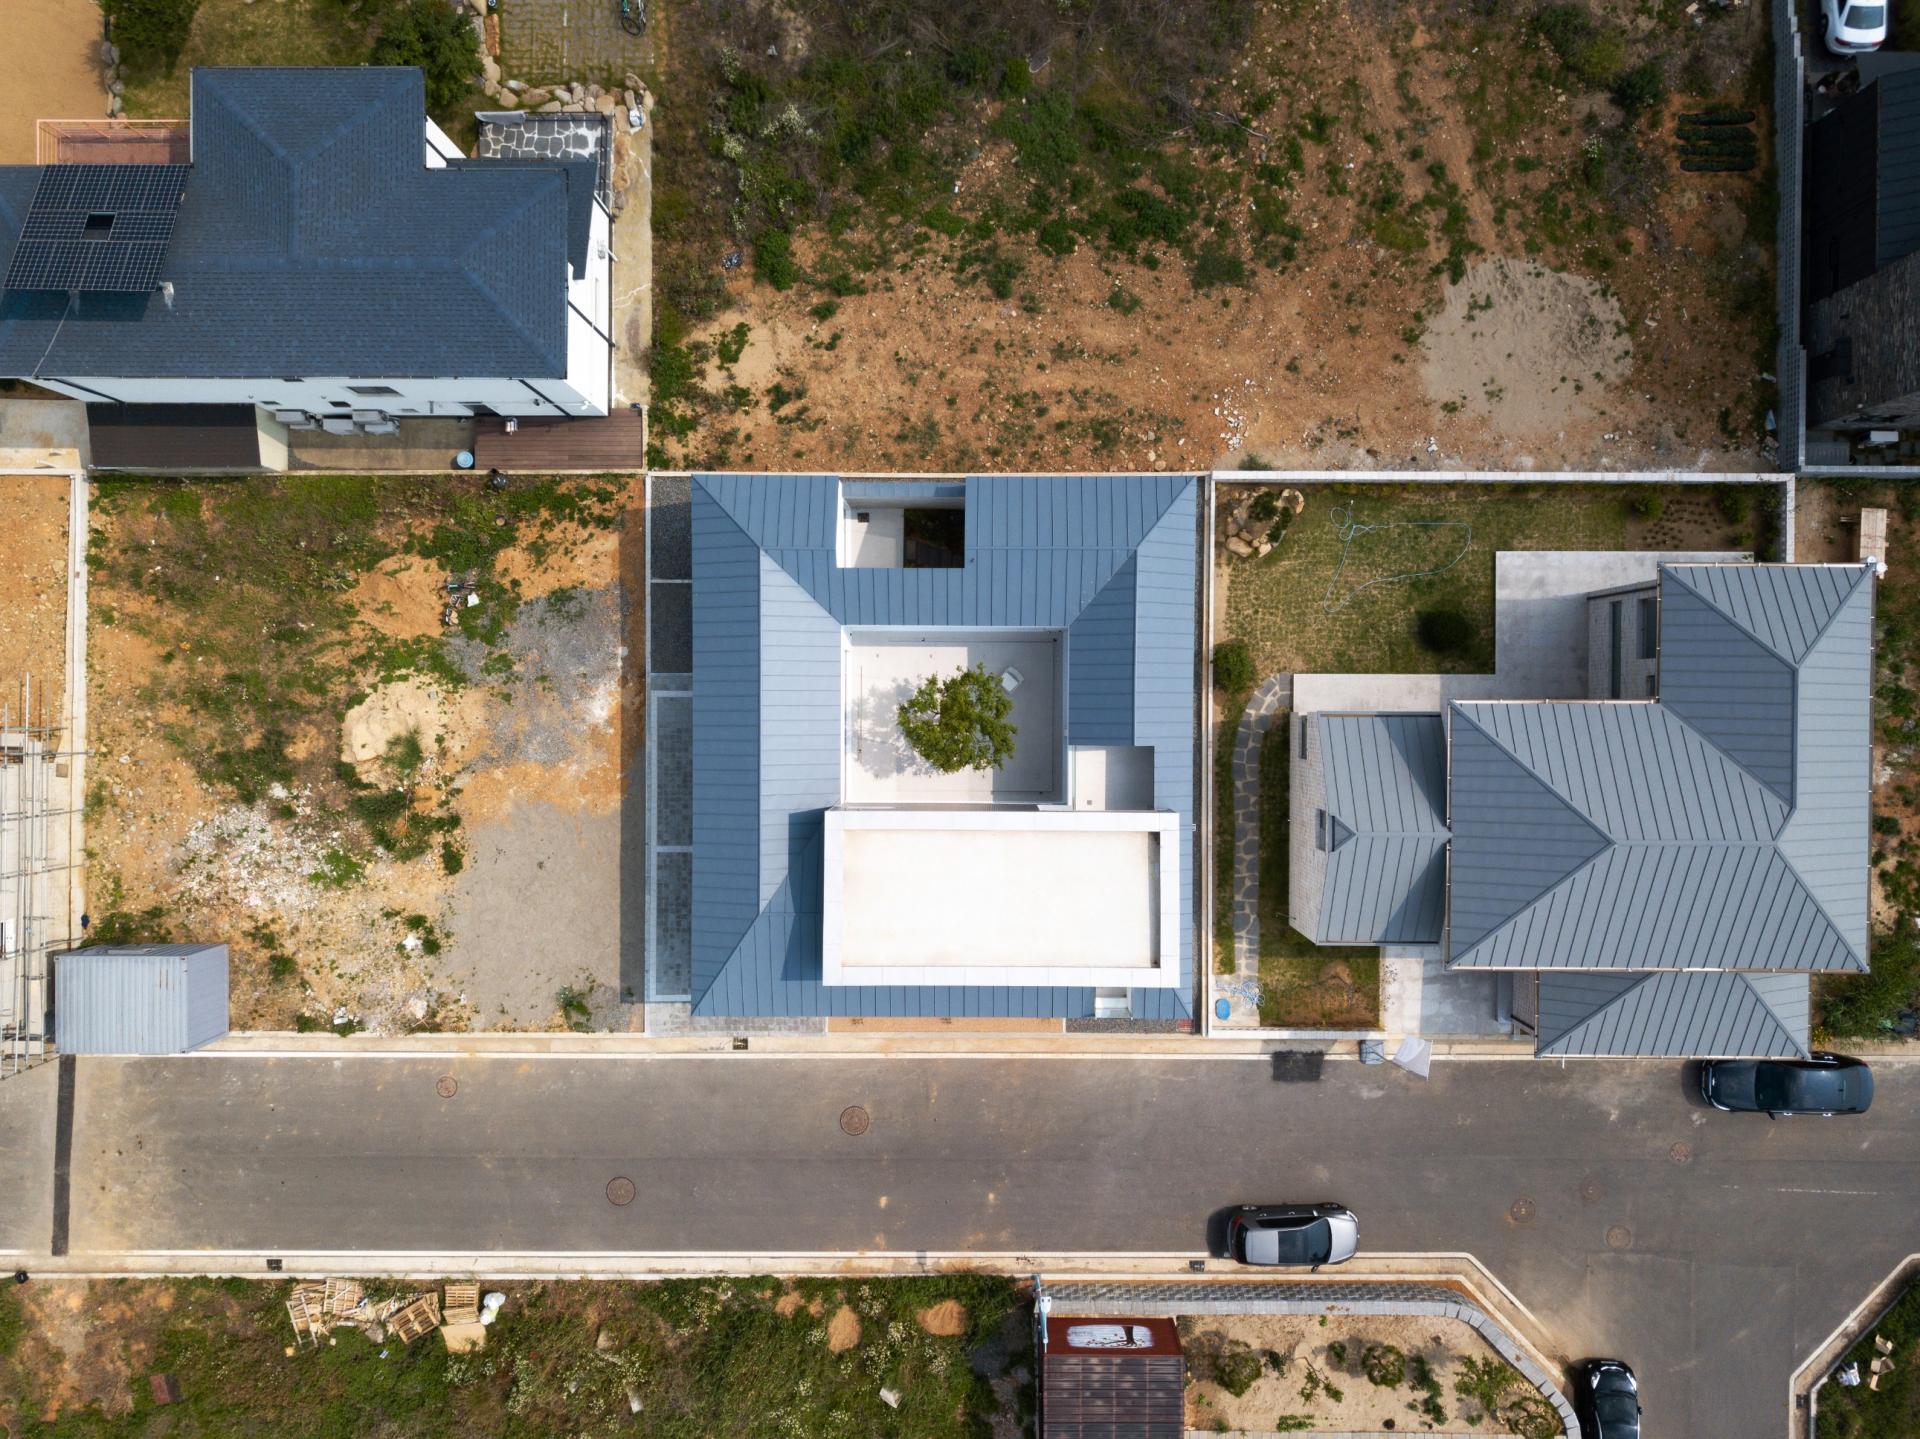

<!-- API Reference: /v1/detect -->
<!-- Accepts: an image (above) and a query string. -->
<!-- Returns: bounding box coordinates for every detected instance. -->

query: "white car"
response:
[1821,0,1887,54]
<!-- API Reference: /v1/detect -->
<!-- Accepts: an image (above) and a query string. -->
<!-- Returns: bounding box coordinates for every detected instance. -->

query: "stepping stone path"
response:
[1230,674,1291,976]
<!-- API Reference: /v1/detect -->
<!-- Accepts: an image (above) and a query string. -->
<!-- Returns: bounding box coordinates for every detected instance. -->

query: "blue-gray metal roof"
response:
[1312,714,1449,944]
[0,68,583,380]
[1448,564,1873,974]
[687,474,1197,1019]
[1536,971,1809,1057]
[53,944,229,1055]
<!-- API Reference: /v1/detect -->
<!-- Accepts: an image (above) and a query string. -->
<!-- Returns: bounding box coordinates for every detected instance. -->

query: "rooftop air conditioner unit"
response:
[320,416,357,436]
[360,419,400,435]
[271,408,308,425]
[350,409,389,425]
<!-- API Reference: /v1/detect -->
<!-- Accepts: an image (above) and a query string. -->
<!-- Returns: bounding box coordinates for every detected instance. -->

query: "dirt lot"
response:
[1183,1312,1558,1435]
[650,0,1775,474]
[0,0,107,162]
[84,475,641,1033]
[0,476,69,725]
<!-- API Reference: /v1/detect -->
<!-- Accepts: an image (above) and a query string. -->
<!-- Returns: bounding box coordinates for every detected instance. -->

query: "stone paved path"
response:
[1230,673,1290,976]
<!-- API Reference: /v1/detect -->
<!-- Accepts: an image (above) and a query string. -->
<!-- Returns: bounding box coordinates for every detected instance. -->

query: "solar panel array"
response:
[3,164,189,294]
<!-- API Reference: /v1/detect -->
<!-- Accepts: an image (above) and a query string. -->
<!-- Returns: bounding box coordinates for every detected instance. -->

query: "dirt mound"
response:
[1420,258,1633,435]
[826,1306,861,1352]
[917,1300,967,1336]
[349,556,447,641]
[339,677,480,770]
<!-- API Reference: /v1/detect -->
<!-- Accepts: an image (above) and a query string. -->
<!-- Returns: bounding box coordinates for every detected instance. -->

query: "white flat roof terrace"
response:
[821,808,1180,989]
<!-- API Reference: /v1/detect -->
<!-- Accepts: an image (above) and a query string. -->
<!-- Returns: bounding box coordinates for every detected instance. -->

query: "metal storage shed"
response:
[54,944,229,1054]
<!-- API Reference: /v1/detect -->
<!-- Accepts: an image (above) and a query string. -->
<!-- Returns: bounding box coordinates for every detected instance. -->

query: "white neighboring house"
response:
[0,67,611,426]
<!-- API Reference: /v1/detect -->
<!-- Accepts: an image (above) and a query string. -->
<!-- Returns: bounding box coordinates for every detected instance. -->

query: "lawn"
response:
[0,1274,1028,1438]
[1220,482,1765,677]
[1816,1276,1920,1439]
[118,0,490,148]
[1256,718,1379,1030]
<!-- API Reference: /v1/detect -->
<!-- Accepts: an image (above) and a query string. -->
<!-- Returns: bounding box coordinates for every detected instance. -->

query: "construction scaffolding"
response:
[1,676,83,1077]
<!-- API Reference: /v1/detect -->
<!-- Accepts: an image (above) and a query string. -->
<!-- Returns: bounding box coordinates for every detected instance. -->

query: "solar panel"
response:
[3,163,189,294]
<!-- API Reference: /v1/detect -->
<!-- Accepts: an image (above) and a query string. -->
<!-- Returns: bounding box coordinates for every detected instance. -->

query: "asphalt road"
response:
[8,1051,1918,1437]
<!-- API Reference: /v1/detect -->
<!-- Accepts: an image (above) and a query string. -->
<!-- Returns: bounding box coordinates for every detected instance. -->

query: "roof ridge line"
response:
[1448,840,1614,966]
[1536,971,1649,1050]
[1660,563,1800,668]
[1448,703,1615,847]
[1767,836,1869,972]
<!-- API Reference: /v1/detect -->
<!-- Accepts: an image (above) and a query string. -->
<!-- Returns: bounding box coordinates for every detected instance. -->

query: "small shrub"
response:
[1363,1343,1406,1386]
[1191,247,1249,290]
[1249,491,1282,523]
[1535,4,1628,85]
[1716,485,1754,524]
[1415,607,1473,656]
[1213,640,1255,693]
[753,229,801,290]
[370,0,482,118]
[1873,813,1902,836]
[1628,489,1666,521]
[1454,1356,1522,1419]
[1327,1340,1349,1367]
[440,840,465,875]
[104,0,201,76]
[1037,218,1078,257]
[1613,59,1667,117]
[1106,285,1142,315]
[1189,1331,1264,1397]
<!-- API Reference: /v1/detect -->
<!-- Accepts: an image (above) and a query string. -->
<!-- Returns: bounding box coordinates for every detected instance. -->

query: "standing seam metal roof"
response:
[1311,714,1450,944]
[688,474,1197,1019]
[1448,564,1873,976]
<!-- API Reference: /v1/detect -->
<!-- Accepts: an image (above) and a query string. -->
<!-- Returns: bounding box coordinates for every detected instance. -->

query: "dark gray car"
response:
[1574,1359,1640,1439]
[1700,1053,1873,1116]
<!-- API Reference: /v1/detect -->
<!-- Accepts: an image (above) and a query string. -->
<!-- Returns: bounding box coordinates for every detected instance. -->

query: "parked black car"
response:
[1573,1359,1641,1439]
[1223,1203,1358,1269]
[1699,1053,1874,1116]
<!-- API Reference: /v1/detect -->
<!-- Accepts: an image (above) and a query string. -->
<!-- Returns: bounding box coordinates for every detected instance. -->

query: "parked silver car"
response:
[1225,1203,1359,1269]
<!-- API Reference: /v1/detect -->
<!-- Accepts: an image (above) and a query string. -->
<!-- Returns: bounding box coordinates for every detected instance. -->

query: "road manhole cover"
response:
[1509,1198,1535,1225]
[1669,1141,1693,1164]
[606,1177,636,1207]
[1579,1179,1603,1203]
[1606,1224,1633,1250]
[435,1076,458,1098]
[839,1106,871,1137]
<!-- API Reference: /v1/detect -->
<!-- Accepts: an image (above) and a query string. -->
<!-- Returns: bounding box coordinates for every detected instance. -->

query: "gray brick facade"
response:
[1807,249,1920,429]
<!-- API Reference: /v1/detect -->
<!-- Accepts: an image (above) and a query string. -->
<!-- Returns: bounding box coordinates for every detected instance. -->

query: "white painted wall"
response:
[33,372,600,417]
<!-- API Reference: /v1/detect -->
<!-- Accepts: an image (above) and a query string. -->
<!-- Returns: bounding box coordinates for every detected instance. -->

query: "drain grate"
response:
[1270,1051,1326,1083]
[1606,1224,1633,1251]
[1669,1140,1693,1164]
[1509,1198,1536,1225]
[435,1076,458,1099]
[839,1106,871,1137]
[606,1177,636,1207]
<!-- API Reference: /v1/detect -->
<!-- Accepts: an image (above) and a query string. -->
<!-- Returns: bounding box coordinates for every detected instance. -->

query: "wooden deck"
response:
[472,410,646,473]
[36,120,190,165]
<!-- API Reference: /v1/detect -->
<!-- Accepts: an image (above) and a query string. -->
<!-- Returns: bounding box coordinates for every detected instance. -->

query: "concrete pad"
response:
[844,633,1061,803]
[1381,945,1511,1040]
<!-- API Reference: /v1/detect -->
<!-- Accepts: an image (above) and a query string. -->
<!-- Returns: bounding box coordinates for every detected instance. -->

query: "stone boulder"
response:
[1225,536,1254,558]
[520,87,550,106]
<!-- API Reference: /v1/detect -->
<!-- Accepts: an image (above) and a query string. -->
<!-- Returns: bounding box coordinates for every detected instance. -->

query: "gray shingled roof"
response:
[0,68,588,380]
[1536,971,1809,1057]
[1448,563,1873,975]
[1311,714,1449,944]
[689,474,1198,1020]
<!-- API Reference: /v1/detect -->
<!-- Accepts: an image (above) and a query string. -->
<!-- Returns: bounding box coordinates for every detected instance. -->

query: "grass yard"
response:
[0,1274,1029,1438]
[1220,482,1765,677]
[117,0,489,147]
[1257,718,1378,1030]
[1816,1277,1920,1439]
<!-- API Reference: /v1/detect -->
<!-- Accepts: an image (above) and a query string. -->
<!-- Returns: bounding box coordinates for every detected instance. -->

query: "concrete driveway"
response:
[7,1051,1917,1436]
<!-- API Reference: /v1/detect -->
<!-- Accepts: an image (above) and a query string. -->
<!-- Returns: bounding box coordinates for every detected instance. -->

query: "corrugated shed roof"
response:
[0,68,580,380]
[687,474,1199,1019]
[1448,565,1873,974]
[54,944,229,1054]
[1312,714,1449,944]
[1536,971,1809,1057]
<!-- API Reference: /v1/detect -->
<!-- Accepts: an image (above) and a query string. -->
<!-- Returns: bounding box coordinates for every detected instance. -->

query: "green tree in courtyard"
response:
[897,664,1017,773]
